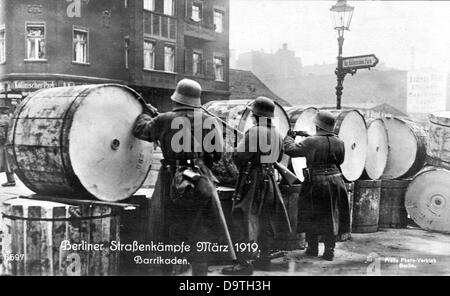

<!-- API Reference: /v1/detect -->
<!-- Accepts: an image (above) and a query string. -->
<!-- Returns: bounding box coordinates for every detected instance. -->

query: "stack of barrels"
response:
[404,111,450,233]
[287,106,429,236]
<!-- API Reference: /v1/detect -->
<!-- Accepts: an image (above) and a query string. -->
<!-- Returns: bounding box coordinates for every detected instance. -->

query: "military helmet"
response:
[314,110,336,133]
[249,96,275,118]
[171,78,202,107]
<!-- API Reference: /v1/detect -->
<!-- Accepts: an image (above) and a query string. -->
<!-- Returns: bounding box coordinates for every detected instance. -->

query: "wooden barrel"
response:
[352,180,381,233]
[329,110,368,181]
[1,198,120,276]
[363,119,389,180]
[379,179,410,228]
[204,100,290,185]
[427,111,450,168]
[6,84,153,202]
[381,117,427,179]
[142,144,163,189]
[286,107,319,181]
[405,167,450,233]
[273,184,304,250]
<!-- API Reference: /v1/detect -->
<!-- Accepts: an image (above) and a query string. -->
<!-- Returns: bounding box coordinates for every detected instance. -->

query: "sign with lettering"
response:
[11,80,56,90]
[407,71,448,113]
[342,54,379,70]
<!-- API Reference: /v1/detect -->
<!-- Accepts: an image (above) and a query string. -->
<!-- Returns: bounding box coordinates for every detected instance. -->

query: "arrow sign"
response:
[342,54,379,70]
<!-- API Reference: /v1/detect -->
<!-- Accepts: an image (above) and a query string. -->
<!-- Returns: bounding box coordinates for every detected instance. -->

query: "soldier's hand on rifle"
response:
[138,97,159,117]
[286,129,296,138]
[295,130,311,138]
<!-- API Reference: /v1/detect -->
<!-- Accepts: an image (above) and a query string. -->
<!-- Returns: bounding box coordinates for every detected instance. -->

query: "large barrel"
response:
[329,110,368,181]
[286,107,319,181]
[427,111,450,168]
[204,100,290,185]
[352,180,381,233]
[363,119,389,180]
[1,198,120,276]
[379,179,410,228]
[405,167,450,233]
[6,84,153,201]
[381,117,427,179]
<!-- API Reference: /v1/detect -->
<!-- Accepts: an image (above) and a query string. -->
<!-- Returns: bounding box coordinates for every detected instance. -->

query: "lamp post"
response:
[330,0,354,109]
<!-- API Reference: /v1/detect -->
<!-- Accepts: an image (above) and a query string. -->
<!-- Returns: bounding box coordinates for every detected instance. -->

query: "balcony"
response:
[144,11,177,41]
[184,19,217,42]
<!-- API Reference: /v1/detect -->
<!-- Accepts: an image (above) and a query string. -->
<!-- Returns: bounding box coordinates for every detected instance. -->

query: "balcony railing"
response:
[184,19,216,42]
[144,12,177,40]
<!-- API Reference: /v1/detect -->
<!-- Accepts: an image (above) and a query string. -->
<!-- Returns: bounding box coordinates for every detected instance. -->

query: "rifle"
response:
[200,106,300,186]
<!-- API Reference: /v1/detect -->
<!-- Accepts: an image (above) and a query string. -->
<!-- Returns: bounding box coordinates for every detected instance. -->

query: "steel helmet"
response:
[249,96,275,118]
[171,78,202,107]
[314,110,336,133]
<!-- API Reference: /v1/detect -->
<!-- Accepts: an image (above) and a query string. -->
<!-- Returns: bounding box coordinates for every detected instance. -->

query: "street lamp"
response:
[330,0,354,109]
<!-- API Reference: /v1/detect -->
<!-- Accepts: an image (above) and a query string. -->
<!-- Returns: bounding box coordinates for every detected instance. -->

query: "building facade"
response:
[0,0,230,111]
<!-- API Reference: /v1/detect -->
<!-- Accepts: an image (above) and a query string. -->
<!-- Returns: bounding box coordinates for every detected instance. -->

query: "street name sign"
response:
[342,54,379,70]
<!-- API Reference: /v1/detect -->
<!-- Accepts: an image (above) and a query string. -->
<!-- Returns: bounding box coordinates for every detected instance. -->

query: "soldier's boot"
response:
[322,248,334,261]
[253,233,272,271]
[322,236,335,261]
[221,259,253,276]
[305,240,319,256]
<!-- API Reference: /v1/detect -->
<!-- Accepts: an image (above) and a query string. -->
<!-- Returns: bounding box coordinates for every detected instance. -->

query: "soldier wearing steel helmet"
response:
[283,110,350,261]
[222,97,291,275]
[133,79,234,276]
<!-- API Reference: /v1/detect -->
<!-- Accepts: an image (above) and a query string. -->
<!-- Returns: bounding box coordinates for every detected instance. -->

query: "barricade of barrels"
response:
[286,106,450,235]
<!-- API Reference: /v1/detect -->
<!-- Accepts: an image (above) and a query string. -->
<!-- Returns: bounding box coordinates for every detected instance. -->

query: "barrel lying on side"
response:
[405,167,450,233]
[329,110,368,182]
[381,117,427,179]
[7,84,153,201]
[363,119,389,180]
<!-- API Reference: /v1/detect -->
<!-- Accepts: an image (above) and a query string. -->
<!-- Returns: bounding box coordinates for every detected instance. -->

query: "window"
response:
[73,29,88,64]
[125,38,130,69]
[193,51,202,75]
[164,0,174,16]
[192,2,202,22]
[0,25,5,63]
[26,24,45,60]
[164,45,175,72]
[214,56,224,81]
[214,10,224,33]
[143,40,155,70]
[144,0,154,11]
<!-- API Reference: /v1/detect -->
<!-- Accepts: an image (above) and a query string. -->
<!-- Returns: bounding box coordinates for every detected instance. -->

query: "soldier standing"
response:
[0,106,15,187]
[222,97,291,275]
[283,110,350,261]
[133,79,235,276]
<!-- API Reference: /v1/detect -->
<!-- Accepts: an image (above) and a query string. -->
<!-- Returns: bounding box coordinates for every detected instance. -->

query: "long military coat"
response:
[283,131,350,236]
[232,124,292,243]
[133,107,231,261]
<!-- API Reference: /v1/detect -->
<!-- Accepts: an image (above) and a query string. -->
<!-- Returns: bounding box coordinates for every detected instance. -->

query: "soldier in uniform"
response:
[283,110,350,261]
[222,97,291,275]
[0,106,15,187]
[133,79,235,276]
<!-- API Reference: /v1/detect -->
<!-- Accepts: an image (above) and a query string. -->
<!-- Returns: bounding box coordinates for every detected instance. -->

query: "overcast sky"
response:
[230,0,450,71]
